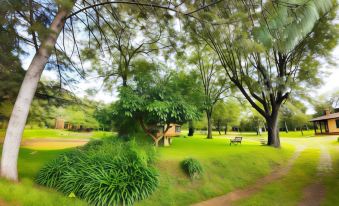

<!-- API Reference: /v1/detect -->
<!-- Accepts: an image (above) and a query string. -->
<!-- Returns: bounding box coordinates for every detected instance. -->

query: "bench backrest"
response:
[234,137,242,141]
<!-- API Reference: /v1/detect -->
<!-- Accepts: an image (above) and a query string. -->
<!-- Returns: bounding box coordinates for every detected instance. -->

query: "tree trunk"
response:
[284,121,289,133]
[217,120,221,135]
[301,128,303,136]
[122,75,127,87]
[224,123,227,134]
[0,8,71,181]
[266,114,280,148]
[155,139,160,147]
[206,111,212,139]
[188,120,194,136]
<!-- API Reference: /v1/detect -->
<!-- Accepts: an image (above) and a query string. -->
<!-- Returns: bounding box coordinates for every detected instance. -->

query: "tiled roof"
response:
[310,112,339,121]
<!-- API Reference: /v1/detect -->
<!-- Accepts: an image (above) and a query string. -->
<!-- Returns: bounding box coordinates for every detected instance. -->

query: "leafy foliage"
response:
[181,158,203,179]
[114,60,200,141]
[36,138,158,206]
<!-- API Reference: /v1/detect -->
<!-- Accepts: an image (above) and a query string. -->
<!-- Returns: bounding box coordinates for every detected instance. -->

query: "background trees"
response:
[212,100,240,134]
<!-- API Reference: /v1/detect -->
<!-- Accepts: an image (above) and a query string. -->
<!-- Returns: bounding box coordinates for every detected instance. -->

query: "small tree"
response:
[114,62,199,146]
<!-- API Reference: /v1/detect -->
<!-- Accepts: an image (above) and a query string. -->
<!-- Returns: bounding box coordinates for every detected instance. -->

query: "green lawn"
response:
[136,135,294,206]
[0,130,337,206]
[0,147,88,206]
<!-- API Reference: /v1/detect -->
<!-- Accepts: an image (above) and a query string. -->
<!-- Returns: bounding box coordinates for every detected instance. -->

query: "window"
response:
[336,119,339,128]
[175,126,181,133]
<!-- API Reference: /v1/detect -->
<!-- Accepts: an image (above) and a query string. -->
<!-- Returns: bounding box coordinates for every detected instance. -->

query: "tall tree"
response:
[188,0,338,147]
[189,45,230,139]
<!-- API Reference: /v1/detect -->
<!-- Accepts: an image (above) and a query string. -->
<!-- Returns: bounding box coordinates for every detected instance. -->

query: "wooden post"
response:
[313,122,316,134]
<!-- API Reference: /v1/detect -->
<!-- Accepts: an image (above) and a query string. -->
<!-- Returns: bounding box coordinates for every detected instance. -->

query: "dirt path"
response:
[298,146,332,206]
[191,146,305,206]
[20,138,90,149]
[0,199,8,206]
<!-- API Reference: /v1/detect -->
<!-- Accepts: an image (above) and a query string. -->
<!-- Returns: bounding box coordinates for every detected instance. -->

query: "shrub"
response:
[35,150,83,188]
[181,158,203,179]
[36,138,159,206]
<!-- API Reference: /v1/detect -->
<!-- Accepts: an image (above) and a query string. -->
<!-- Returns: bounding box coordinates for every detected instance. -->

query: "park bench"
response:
[260,138,267,145]
[229,136,242,145]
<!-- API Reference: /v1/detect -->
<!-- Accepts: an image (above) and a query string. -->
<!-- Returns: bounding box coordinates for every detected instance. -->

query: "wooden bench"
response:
[260,138,267,145]
[230,137,242,145]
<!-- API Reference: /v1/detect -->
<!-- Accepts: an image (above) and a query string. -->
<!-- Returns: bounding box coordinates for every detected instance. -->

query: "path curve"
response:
[298,146,332,206]
[191,146,305,206]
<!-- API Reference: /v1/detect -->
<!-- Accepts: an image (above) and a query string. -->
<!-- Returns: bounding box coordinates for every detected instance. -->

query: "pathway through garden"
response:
[191,145,306,206]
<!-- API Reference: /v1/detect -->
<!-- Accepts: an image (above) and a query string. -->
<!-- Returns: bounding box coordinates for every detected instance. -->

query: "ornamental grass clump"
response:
[36,138,158,206]
[181,158,203,179]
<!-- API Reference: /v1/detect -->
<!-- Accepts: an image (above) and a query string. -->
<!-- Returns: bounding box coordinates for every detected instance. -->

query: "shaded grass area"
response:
[136,136,294,206]
[0,129,114,140]
[234,149,320,206]
[0,147,88,206]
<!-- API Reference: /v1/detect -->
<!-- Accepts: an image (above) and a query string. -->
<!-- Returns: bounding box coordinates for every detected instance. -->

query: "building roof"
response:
[310,112,339,122]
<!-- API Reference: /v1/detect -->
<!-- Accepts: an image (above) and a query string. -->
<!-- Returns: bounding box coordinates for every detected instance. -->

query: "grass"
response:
[0,147,88,206]
[322,145,339,206]
[0,128,114,140]
[135,135,294,206]
[233,149,320,206]
[0,129,336,206]
[0,178,88,206]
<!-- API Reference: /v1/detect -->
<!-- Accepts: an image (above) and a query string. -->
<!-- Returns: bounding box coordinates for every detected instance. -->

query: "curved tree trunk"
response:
[0,8,71,181]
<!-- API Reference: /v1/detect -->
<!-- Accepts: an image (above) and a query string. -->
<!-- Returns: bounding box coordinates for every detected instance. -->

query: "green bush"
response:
[181,158,203,179]
[35,150,83,188]
[36,138,158,206]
